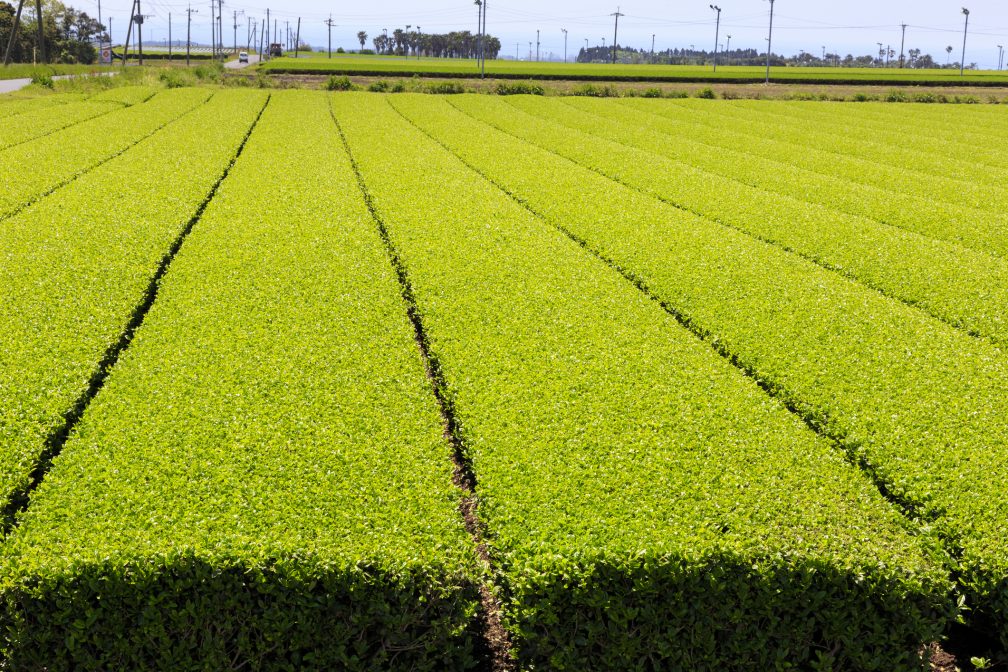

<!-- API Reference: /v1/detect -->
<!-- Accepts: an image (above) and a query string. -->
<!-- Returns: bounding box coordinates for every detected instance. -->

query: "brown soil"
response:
[927,642,961,672]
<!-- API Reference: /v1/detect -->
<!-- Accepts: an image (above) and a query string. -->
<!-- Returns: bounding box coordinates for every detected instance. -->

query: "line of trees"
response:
[371,29,501,59]
[578,45,973,69]
[1,0,105,64]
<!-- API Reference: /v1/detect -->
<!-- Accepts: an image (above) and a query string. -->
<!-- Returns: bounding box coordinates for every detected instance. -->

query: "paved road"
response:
[224,54,260,70]
[0,78,31,94]
[0,71,118,95]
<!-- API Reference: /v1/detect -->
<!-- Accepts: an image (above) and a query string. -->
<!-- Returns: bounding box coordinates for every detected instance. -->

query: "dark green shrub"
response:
[1,558,481,671]
[426,81,466,94]
[695,86,716,99]
[30,72,54,89]
[642,87,663,98]
[368,79,390,93]
[495,81,545,96]
[325,75,354,91]
[572,83,619,97]
[158,69,194,89]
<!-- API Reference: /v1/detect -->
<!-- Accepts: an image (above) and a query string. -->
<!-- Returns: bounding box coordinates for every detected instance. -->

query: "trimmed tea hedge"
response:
[0,91,480,670]
[595,96,1008,259]
[0,87,210,218]
[0,90,267,517]
[399,92,1008,651]
[336,92,954,670]
[484,94,1008,348]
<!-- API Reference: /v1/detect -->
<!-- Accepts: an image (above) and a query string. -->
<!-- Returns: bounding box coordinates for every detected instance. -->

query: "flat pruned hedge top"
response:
[0,90,264,516]
[336,92,954,670]
[0,91,480,670]
[427,92,1008,651]
[0,87,210,218]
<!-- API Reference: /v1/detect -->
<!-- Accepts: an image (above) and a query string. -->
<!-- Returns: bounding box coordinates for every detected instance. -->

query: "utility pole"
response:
[877,43,883,67]
[34,0,45,63]
[294,17,300,58]
[959,7,967,76]
[121,0,133,65]
[710,4,721,72]
[999,44,1004,71]
[285,20,289,52]
[3,0,25,66]
[325,16,335,58]
[168,12,172,57]
[650,33,654,64]
[562,28,568,63]
[135,0,144,65]
[259,18,264,57]
[233,10,240,55]
[210,0,215,59]
[416,26,421,59]
[725,33,731,60]
[899,23,907,68]
[186,5,196,65]
[610,7,624,65]
[765,0,774,83]
[480,1,485,75]
[536,29,539,61]
[217,0,223,57]
[475,1,482,67]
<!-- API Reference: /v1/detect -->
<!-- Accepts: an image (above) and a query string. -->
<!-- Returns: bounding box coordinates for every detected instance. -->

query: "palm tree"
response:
[946,45,953,66]
[357,31,368,51]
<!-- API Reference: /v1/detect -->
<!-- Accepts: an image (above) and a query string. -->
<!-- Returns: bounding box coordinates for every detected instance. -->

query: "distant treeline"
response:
[578,45,975,70]
[0,0,104,64]
[371,29,501,60]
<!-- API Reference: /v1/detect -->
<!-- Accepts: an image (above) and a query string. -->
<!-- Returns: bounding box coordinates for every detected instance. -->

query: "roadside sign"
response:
[100,43,112,64]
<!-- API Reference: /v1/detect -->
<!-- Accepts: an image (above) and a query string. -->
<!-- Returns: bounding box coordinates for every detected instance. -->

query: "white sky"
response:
[80,0,1008,67]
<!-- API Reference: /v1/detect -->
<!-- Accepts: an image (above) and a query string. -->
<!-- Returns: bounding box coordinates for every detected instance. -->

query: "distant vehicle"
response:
[238,51,249,63]
[269,43,282,57]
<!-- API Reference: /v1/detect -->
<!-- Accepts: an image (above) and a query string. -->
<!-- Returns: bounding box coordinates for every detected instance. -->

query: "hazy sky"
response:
[83,0,1008,67]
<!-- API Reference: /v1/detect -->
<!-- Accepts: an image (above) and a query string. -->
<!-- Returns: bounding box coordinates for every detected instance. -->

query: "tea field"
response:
[259,54,1008,86]
[0,87,1006,670]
